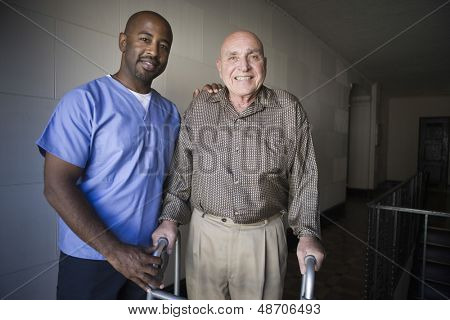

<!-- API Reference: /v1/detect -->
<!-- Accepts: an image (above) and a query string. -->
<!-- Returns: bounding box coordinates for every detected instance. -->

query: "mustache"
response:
[139,56,160,66]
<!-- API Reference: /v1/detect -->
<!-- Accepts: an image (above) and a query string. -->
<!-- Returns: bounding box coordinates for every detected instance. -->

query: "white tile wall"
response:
[166,53,220,112]
[335,58,349,86]
[0,262,58,299]
[298,35,322,74]
[0,6,55,98]
[319,103,335,132]
[348,103,371,189]
[339,83,351,108]
[318,78,340,107]
[258,4,274,48]
[167,0,204,63]
[5,0,58,17]
[0,94,56,186]
[316,149,333,188]
[265,47,288,90]
[0,184,58,276]
[271,8,297,56]
[55,20,117,98]
[229,0,264,35]
[297,63,314,100]
[320,47,337,78]
[152,72,167,96]
[119,0,169,31]
[301,94,321,128]
[335,108,349,134]
[56,0,120,36]
[319,181,347,211]
[201,4,235,67]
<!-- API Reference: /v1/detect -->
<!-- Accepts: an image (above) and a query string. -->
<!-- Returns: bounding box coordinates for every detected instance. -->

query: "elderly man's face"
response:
[216,32,266,101]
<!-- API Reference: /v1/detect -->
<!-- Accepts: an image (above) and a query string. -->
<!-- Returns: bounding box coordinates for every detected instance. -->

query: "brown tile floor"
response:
[283,192,370,299]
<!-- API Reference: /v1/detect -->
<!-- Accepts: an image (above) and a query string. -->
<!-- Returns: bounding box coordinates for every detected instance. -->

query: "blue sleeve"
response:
[36,89,93,168]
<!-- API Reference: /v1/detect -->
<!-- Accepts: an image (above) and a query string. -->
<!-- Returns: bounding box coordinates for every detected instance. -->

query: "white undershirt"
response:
[129,90,151,113]
[108,75,151,113]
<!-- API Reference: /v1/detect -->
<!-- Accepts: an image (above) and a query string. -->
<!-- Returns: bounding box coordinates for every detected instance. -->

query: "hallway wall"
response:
[386,95,450,181]
[347,83,380,190]
[0,0,368,299]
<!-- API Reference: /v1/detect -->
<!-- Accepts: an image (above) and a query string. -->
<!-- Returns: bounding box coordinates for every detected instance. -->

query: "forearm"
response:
[287,178,321,239]
[288,115,321,239]
[160,113,194,225]
[44,180,120,258]
[42,149,162,291]
[287,149,321,238]
[160,192,192,225]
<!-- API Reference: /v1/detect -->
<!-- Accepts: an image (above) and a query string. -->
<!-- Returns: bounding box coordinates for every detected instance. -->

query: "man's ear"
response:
[119,32,127,53]
[216,58,222,79]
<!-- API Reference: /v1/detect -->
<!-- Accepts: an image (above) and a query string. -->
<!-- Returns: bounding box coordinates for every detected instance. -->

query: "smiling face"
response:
[118,11,172,90]
[216,31,266,104]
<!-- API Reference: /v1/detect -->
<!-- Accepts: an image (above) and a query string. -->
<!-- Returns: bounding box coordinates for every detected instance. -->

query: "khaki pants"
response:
[186,208,287,300]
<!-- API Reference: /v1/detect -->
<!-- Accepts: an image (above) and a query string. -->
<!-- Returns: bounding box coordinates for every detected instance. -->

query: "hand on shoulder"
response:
[192,83,223,98]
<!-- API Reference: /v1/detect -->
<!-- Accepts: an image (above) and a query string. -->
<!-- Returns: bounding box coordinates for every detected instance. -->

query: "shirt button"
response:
[234,211,239,215]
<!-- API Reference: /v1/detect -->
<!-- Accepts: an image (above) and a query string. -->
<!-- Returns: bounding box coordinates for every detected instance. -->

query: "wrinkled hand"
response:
[106,243,163,292]
[151,220,178,254]
[193,83,223,97]
[297,236,325,274]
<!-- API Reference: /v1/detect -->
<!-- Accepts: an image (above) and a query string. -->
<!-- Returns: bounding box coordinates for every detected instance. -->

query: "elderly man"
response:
[153,30,325,299]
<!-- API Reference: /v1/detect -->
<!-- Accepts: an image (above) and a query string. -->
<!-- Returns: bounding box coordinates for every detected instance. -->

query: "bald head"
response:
[220,31,264,59]
[124,11,172,42]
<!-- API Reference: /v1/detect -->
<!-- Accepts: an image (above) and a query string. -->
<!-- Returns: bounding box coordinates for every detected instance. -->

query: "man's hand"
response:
[297,236,325,274]
[105,243,163,292]
[193,83,223,97]
[151,220,178,254]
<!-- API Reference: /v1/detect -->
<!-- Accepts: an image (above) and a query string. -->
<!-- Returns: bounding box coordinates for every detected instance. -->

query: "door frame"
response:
[417,116,450,189]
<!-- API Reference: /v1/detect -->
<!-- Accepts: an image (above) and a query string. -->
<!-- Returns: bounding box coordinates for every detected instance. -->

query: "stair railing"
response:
[365,172,450,299]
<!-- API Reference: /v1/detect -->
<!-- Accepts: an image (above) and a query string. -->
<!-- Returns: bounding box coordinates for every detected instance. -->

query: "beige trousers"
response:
[186,208,287,300]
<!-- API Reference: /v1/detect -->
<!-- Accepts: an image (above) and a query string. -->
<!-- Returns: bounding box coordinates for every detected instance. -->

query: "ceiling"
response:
[271,0,450,95]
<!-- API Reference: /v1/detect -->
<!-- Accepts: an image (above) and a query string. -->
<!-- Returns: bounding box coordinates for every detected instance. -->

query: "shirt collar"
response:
[209,86,277,117]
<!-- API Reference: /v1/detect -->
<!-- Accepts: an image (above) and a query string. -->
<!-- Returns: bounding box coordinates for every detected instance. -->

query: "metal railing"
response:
[365,172,450,299]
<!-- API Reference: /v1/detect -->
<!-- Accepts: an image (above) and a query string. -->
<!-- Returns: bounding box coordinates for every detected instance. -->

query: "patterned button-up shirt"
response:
[161,86,320,238]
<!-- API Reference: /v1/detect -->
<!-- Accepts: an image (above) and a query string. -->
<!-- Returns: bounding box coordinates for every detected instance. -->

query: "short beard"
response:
[135,70,154,84]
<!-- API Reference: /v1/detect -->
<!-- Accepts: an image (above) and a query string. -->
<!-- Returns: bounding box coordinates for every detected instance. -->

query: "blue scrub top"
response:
[36,76,180,260]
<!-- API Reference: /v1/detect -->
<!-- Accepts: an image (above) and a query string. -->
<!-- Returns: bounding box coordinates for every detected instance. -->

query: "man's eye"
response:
[251,54,261,60]
[140,37,149,42]
[160,43,169,50]
[229,56,238,61]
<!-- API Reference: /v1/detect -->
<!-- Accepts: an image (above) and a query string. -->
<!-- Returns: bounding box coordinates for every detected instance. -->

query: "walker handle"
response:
[300,255,316,300]
[147,235,185,300]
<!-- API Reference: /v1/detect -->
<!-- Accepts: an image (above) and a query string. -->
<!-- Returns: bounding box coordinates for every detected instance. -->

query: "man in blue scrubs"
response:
[37,11,180,299]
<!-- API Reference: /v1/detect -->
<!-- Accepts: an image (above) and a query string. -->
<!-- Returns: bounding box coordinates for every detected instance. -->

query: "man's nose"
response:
[238,57,250,71]
[145,41,159,57]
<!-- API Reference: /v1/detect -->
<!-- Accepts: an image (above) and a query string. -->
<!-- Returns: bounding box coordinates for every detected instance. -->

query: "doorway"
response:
[418,117,450,189]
